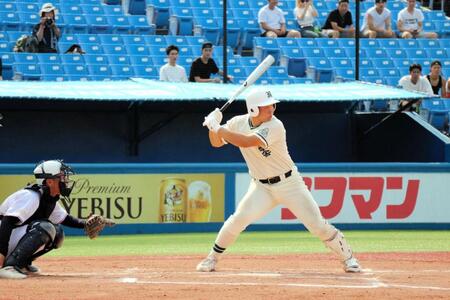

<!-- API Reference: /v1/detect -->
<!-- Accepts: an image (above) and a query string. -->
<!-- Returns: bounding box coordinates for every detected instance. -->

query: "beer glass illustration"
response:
[188,181,212,222]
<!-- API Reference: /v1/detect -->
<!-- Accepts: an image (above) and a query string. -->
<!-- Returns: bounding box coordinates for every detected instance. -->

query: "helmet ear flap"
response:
[249,106,259,117]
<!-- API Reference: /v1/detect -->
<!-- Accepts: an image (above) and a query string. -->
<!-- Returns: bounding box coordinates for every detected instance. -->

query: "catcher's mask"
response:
[33,159,75,197]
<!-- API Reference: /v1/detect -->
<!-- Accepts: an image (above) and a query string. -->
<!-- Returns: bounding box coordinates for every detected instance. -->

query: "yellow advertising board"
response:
[0,174,225,223]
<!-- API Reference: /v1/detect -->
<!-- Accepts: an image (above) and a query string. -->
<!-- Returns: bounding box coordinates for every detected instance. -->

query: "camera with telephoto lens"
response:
[45,18,53,26]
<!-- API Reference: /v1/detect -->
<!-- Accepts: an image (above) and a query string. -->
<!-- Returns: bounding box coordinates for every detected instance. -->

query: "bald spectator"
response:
[361,0,395,38]
[258,0,301,38]
[322,0,355,38]
[397,0,438,39]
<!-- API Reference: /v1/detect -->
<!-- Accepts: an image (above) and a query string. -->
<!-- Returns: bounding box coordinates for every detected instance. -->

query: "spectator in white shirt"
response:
[159,45,188,83]
[258,0,301,38]
[361,0,395,38]
[398,64,434,111]
[397,0,437,39]
[294,0,325,38]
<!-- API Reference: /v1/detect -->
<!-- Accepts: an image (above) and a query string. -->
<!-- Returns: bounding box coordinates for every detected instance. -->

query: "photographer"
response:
[32,3,60,53]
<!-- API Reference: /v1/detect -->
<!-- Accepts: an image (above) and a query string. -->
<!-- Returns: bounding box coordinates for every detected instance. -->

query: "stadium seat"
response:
[111,64,134,79]
[60,54,85,65]
[398,39,420,49]
[148,45,167,56]
[122,35,146,45]
[99,35,124,45]
[190,0,212,8]
[405,49,428,59]
[330,58,353,69]
[103,44,128,55]
[86,15,111,34]
[193,18,220,45]
[130,55,152,66]
[88,64,112,77]
[338,38,355,48]
[125,44,151,56]
[417,39,441,49]
[143,35,166,45]
[0,11,21,31]
[315,38,339,48]
[133,65,158,78]
[335,68,355,80]
[364,48,387,58]
[276,38,299,49]
[267,66,288,78]
[0,53,14,79]
[0,2,16,12]
[147,0,171,28]
[37,54,62,64]
[307,57,331,68]
[384,76,400,87]
[63,64,89,77]
[41,63,65,76]
[360,39,379,48]
[426,48,446,59]
[239,56,259,67]
[227,66,248,78]
[128,15,156,34]
[237,19,260,52]
[421,99,448,130]
[107,15,132,34]
[280,47,303,58]
[303,48,326,58]
[81,4,105,15]
[378,39,400,49]
[388,48,408,59]
[62,15,88,34]
[378,68,399,77]
[297,38,317,48]
[84,54,110,66]
[77,34,101,44]
[18,12,39,32]
[372,58,395,69]
[323,48,347,58]
[128,0,147,15]
[360,59,373,68]
[229,0,250,9]
[108,55,132,66]
[13,63,41,80]
[103,4,124,15]
[315,69,334,83]
[14,53,38,64]
[81,44,105,54]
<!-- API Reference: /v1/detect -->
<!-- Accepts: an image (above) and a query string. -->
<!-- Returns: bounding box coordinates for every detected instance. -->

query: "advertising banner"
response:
[0,174,225,223]
[235,172,450,224]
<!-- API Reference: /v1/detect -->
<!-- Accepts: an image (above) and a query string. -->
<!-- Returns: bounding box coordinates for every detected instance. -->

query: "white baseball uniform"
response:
[0,189,67,256]
[212,114,350,257]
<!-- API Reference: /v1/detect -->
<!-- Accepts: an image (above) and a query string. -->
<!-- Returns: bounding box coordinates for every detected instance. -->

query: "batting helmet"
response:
[245,89,279,117]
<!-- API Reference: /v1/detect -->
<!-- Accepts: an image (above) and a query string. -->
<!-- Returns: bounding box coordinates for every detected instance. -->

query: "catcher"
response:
[0,160,114,279]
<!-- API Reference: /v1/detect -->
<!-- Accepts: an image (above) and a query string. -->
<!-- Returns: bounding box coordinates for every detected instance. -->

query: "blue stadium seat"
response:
[237,19,260,52]
[99,34,124,45]
[81,43,104,54]
[267,66,288,78]
[148,45,167,56]
[88,64,112,77]
[77,34,101,44]
[360,59,373,68]
[128,0,147,15]
[297,39,317,48]
[398,39,420,49]
[364,48,387,58]
[392,58,412,69]
[165,35,188,45]
[108,55,132,66]
[7,31,28,43]
[315,69,334,83]
[86,15,111,34]
[178,45,193,57]
[426,48,446,59]
[372,58,395,69]
[330,58,353,69]
[248,0,265,9]
[378,68,399,77]
[384,76,400,87]
[110,64,134,79]
[303,48,326,58]
[0,2,16,12]
[16,2,38,13]
[0,11,21,31]
[421,99,448,130]
[338,38,355,48]
[0,41,12,53]
[0,52,14,79]
[190,0,212,8]
[125,44,151,56]
[280,47,303,58]
[307,57,331,68]
[81,4,105,15]
[271,78,291,85]
[14,53,38,64]
[417,39,441,49]
[144,35,166,45]
[130,55,152,66]
[122,35,146,45]
[276,38,299,48]
[388,48,408,59]
[360,39,380,48]
[239,56,259,66]
[59,34,79,45]
[41,63,65,76]
[323,48,347,58]
[38,54,62,64]
[361,76,384,85]
[128,15,156,34]
[405,49,428,59]
[315,38,339,48]
[133,65,158,78]
[62,15,88,34]
[147,0,171,28]
[84,54,109,65]
[13,63,41,80]
[103,4,123,15]
[233,8,255,19]
[0,32,6,41]
[18,12,39,32]
[103,44,128,55]
[41,75,67,82]
[63,64,89,77]
[220,19,241,49]
[60,54,85,65]
[60,3,83,15]
[360,68,380,77]
[229,0,250,9]
[193,18,220,45]
[335,68,355,80]
[378,39,400,49]
[228,66,248,78]
[169,7,194,35]
[186,36,207,46]
[192,7,214,18]
[107,15,132,34]
[177,56,193,67]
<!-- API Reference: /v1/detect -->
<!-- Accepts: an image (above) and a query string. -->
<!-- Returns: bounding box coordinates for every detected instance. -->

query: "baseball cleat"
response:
[196,256,217,272]
[343,257,361,273]
[0,266,28,279]
[22,264,41,275]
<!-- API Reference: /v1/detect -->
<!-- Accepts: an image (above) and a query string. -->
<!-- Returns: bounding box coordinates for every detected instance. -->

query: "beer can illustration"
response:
[159,178,187,223]
[188,181,212,223]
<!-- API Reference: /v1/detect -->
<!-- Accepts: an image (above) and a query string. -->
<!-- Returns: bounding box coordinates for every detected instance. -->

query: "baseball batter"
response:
[198,89,361,273]
[0,160,112,279]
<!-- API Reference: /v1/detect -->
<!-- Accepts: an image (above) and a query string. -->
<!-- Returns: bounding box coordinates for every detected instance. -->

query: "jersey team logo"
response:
[258,146,271,157]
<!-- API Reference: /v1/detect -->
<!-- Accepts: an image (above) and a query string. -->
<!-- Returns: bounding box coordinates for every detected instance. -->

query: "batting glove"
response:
[207,108,223,124]
[204,116,221,133]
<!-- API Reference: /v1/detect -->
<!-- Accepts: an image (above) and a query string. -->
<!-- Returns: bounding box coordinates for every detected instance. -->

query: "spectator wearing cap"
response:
[322,0,355,38]
[159,45,188,83]
[64,44,85,54]
[189,42,233,83]
[426,61,447,97]
[32,3,61,53]
[361,0,395,38]
[258,0,301,38]
[294,0,325,38]
[397,0,438,39]
[398,64,434,110]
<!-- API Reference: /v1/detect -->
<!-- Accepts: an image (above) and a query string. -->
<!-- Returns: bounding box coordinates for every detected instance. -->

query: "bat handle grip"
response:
[220,101,232,112]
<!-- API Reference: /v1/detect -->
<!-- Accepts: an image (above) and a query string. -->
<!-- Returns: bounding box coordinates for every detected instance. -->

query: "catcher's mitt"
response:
[84,214,115,239]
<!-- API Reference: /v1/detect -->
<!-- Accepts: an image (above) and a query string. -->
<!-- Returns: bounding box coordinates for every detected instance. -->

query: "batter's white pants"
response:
[215,170,336,248]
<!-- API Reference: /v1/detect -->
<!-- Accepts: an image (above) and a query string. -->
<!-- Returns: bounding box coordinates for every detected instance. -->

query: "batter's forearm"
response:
[209,131,225,147]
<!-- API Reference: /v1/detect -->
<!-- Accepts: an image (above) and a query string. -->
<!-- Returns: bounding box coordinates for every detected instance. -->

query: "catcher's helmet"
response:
[33,160,74,196]
[245,89,279,117]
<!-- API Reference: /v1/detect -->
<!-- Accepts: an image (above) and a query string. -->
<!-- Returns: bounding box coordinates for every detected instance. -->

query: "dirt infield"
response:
[1,252,449,300]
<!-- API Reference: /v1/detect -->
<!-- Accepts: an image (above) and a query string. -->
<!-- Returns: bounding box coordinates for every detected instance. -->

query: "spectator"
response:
[322,0,355,38]
[64,44,85,54]
[397,0,437,39]
[426,61,447,97]
[159,45,188,83]
[398,64,434,110]
[294,0,325,38]
[447,78,450,98]
[32,3,61,53]
[360,0,395,38]
[189,42,233,83]
[258,0,301,38]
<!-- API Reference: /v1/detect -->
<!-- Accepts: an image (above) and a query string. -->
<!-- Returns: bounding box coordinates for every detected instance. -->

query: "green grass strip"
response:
[48,230,450,257]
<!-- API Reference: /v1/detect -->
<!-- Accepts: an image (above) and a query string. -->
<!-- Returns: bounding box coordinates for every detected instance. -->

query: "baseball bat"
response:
[220,54,275,112]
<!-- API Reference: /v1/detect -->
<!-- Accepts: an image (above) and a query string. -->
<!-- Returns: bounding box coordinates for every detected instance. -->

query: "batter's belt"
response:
[259,170,292,185]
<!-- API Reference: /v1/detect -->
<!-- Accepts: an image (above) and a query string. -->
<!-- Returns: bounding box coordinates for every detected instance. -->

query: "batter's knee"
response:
[306,220,336,241]
[222,213,252,236]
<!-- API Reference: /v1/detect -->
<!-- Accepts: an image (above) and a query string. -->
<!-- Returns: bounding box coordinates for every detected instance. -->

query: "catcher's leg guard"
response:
[29,224,65,262]
[4,220,57,269]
